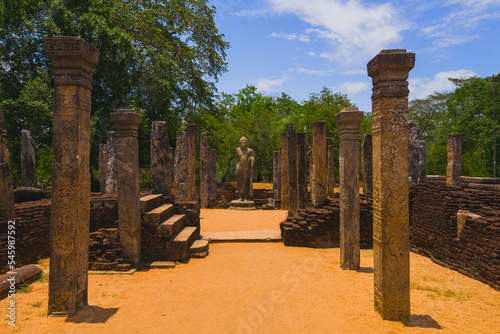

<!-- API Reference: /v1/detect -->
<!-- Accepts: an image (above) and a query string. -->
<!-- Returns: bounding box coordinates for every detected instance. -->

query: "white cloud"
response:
[264,0,409,63]
[338,81,370,95]
[409,69,477,99]
[306,51,316,57]
[344,69,366,76]
[255,77,289,92]
[269,32,311,42]
[289,67,334,76]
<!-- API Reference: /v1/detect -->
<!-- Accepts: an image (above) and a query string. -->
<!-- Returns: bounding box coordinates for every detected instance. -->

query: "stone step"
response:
[142,261,176,269]
[190,239,209,258]
[157,214,185,238]
[140,194,164,214]
[143,204,174,227]
[166,226,199,261]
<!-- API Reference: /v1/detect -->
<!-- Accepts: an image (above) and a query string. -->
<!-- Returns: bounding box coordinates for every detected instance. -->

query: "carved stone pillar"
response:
[0,108,15,220]
[200,133,209,207]
[408,123,420,186]
[209,148,217,200]
[327,145,335,198]
[186,124,196,201]
[336,107,364,270]
[111,110,143,266]
[175,131,188,201]
[361,134,373,194]
[297,132,308,209]
[368,49,414,320]
[21,130,37,188]
[280,133,289,210]
[287,124,297,212]
[99,144,107,193]
[105,131,117,193]
[447,133,462,186]
[151,121,171,197]
[44,36,99,317]
[273,150,281,200]
[311,121,327,207]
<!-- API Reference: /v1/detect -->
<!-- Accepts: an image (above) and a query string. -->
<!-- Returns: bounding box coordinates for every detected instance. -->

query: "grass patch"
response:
[18,281,33,294]
[411,282,470,301]
[32,301,42,308]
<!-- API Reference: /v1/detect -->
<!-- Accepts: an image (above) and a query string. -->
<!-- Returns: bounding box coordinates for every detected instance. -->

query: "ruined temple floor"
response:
[1,209,499,333]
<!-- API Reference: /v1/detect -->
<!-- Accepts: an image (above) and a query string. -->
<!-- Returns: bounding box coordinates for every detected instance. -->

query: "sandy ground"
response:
[1,210,499,334]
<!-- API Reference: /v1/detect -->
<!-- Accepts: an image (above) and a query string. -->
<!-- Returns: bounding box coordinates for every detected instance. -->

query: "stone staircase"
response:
[140,194,209,266]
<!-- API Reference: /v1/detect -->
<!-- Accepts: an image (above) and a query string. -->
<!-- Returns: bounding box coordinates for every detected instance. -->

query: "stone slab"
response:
[167,226,199,261]
[141,261,176,269]
[143,203,174,227]
[89,269,137,275]
[140,194,164,215]
[190,239,209,258]
[157,214,185,238]
[202,230,282,242]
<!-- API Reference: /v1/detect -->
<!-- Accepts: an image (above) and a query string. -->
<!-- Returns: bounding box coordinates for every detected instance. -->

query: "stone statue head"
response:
[239,136,248,149]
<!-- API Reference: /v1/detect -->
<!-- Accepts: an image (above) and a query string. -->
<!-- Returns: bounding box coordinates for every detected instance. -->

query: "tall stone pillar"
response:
[209,148,217,200]
[336,107,364,270]
[418,141,427,183]
[297,132,308,209]
[361,134,373,194]
[447,133,462,186]
[280,133,289,210]
[287,124,297,212]
[311,121,327,207]
[408,123,420,186]
[0,108,15,220]
[111,110,142,266]
[105,131,117,193]
[200,133,209,207]
[175,131,188,201]
[21,130,37,188]
[186,124,196,201]
[168,147,174,197]
[327,145,335,198]
[99,144,107,193]
[368,49,414,320]
[151,121,171,197]
[44,36,99,316]
[273,150,281,200]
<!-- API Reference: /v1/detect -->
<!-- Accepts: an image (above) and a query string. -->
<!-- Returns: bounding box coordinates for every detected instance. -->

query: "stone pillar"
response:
[200,133,209,207]
[0,108,15,220]
[209,148,217,200]
[105,131,117,194]
[408,123,420,186]
[273,150,281,200]
[447,133,462,186]
[21,130,37,188]
[336,107,364,270]
[297,132,308,209]
[44,36,99,317]
[287,124,297,212]
[151,121,171,197]
[111,109,143,266]
[361,134,373,194]
[174,131,188,201]
[99,144,107,193]
[186,124,196,201]
[418,140,427,183]
[327,145,335,198]
[368,49,414,320]
[311,121,327,207]
[280,133,289,210]
[168,147,174,197]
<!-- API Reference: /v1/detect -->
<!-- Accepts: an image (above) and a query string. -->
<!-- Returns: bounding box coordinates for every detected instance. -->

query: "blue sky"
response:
[208,0,500,113]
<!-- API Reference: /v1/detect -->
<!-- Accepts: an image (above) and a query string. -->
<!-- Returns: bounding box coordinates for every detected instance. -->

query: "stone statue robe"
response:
[236,147,254,198]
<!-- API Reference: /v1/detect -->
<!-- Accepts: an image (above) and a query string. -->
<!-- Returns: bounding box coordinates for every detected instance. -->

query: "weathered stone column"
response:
[186,124,196,201]
[99,144,107,193]
[311,121,327,207]
[336,107,364,270]
[408,123,420,186]
[418,140,427,183]
[111,109,143,266]
[368,49,414,320]
[280,133,289,210]
[151,121,171,197]
[0,108,15,220]
[287,124,297,212]
[447,133,462,186]
[297,132,308,209]
[200,133,209,207]
[209,148,217,200]
[327,145,335,198]
[273,150,281,200]
[174,131,188,201]
[44,36,99,316]
[21,130,37,188]
[105,131,117,193]
[168,147,174,197]
[361,134,373,194]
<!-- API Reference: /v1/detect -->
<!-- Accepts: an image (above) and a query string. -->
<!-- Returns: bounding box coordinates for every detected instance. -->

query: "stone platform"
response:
[229,199,256,210]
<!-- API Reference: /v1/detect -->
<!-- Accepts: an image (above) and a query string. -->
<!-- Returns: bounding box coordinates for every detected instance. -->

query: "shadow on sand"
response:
[356,267,374,274]
[65,306,119,324]
[405,315,442,329]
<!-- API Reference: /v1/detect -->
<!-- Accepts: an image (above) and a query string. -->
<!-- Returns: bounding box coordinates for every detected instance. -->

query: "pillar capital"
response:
[367,49,415,101]
[336,108,364,141]
[111,110,143,137]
